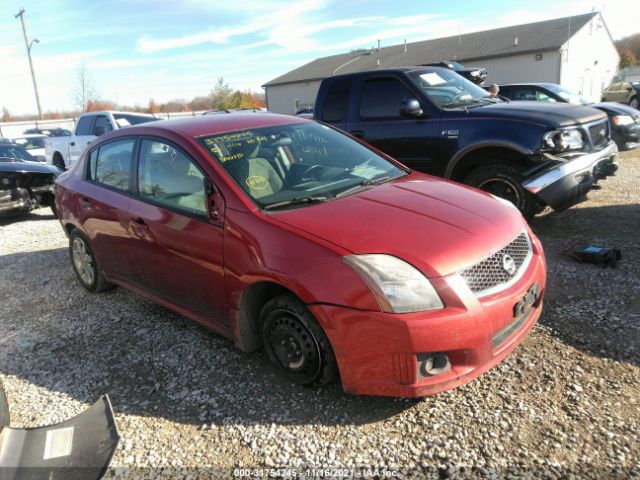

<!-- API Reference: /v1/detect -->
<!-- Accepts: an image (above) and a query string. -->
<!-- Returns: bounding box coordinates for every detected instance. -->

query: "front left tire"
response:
[261,294,338,386]
[69,229,113,293]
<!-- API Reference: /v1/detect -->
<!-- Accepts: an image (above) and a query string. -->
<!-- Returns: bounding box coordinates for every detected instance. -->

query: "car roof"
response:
[115,112,309,138]
[330,66,451,80]
[498,83,557,88]
[13,134,48,139]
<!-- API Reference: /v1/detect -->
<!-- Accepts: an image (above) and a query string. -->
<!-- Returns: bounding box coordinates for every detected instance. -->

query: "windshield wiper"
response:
[335,175,394,198]
[263,196,328,211]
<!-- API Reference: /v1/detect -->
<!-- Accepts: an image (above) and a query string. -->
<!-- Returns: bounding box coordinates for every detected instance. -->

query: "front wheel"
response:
[69,230,113,293]
[464,162,540,219]
[630,96,639,110]
[261,294,338,386]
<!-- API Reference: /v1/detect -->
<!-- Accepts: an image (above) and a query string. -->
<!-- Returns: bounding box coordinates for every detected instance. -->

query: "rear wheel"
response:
[464,162,539,219]
[69,230,113,293]
[261,294,338,386]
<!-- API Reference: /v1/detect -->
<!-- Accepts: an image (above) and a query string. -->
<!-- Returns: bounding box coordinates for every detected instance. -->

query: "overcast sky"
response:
[0,0,637,115]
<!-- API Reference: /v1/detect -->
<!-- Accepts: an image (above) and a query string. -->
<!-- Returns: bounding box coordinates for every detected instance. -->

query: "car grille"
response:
[588,120,609,148]
[459,232,532,297]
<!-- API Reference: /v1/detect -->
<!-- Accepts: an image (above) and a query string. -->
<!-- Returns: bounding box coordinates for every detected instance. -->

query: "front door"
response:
[125,138,227,325]
[347,76,442,175]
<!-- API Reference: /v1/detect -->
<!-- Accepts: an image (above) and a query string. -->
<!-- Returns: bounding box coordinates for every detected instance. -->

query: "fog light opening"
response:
[418,353,451,377]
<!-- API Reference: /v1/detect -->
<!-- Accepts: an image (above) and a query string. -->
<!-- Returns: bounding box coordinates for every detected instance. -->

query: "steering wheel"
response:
[300,164,324,181]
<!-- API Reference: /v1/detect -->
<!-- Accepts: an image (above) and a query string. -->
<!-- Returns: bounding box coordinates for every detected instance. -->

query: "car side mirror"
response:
[205,178,225,226]
[94,126,106,136]
[627,86,633,92]
[399,99,423,118]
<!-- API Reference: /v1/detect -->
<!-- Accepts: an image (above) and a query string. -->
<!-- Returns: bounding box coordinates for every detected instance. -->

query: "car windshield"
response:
[0,144,35,161]
[408,69,497,108]
[200,122,406,210]
[545,84,592,105]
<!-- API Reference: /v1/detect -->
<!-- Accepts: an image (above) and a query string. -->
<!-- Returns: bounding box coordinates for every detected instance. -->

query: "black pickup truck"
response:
[313,67,618,217]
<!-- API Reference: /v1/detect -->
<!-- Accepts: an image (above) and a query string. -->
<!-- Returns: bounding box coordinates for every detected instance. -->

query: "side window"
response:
[75,116,94,136]
[511,88,537,101]
[137,139,207,217]
[536,90,555,102]
[88,139,134,191]
[359,78,415,119]
[93,116,113,136]
[321,78,351,123]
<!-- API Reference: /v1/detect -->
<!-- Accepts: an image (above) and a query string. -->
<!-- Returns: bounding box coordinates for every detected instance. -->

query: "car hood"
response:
[269,174,527,277]
[0,160,60,175]
[465,101,607,127]
[593,102,640,116]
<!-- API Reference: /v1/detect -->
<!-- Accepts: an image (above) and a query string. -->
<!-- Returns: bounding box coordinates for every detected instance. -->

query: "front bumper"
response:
[522,141,618,211]
[309,236,547,397]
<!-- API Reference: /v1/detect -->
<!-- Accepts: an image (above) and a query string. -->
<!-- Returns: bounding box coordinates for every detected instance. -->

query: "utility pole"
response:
[15,8,43,119]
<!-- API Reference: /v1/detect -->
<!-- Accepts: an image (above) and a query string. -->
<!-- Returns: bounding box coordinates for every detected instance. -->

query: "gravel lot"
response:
[1,150,639,479]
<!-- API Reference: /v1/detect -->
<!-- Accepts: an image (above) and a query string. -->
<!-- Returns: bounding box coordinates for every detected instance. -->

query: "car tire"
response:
[50,202,58,218]
[464,162,539,219]
[630,96,639,110]
[261,294,338,386]
[53,154,65,171]
[69,229,113,293]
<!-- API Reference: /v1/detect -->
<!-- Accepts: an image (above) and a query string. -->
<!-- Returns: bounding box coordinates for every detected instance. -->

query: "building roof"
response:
[264,12,597,87]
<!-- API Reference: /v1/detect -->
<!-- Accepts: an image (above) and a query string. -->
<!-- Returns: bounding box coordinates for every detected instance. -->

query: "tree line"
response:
[615,33,640,69]
[2,64,265,122]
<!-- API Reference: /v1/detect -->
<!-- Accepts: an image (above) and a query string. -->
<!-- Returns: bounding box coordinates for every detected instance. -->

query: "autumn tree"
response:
[72,62,98,112]
[1,107,11,122]
[619,49,638,69]
[148,99,158,114]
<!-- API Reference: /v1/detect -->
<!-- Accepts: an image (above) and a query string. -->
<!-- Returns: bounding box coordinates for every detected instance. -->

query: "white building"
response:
[263,12,619,114]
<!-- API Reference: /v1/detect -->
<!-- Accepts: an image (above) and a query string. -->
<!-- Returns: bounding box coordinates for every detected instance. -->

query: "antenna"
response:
[377,39,381,51]
[404,39,407,52]
[514,37,518,46]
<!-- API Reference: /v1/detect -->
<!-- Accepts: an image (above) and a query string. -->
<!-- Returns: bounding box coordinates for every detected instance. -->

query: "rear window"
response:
[321,78,351,123]
[88,139,135,191]
[113,114,158,127]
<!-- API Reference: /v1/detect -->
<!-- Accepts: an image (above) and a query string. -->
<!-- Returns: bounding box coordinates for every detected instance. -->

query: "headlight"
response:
[343,254,444,313]
[612,115,633,126]
[542,128,584,152]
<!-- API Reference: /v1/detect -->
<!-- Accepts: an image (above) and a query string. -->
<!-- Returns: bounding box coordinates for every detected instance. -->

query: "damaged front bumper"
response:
[0,380,119,480]
[523,140,618,211]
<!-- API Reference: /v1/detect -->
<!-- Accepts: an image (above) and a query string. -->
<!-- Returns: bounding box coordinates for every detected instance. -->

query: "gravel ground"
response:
[1,150,639,479]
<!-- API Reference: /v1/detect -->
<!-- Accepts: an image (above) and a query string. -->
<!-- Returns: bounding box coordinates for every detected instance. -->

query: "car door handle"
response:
[70,141,75,146]
[86,141,91,145]
[132,217,146,226]
[79,196,91,206]
[350,130,365,138]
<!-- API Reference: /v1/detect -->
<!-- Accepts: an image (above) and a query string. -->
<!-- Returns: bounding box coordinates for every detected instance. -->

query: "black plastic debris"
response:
[0,380,119,480]
[564,241,622,267]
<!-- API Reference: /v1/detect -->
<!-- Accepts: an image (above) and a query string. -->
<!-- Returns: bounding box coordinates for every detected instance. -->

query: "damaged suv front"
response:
[522,115,618,211]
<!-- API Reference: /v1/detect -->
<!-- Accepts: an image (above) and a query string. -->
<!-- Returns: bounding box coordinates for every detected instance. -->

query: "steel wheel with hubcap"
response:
[261,294,338,386]
[68,229,113,293]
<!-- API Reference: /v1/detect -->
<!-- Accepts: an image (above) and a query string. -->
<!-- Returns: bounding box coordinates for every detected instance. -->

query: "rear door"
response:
[78,138,137,279]
[125,137,228,324]
[347,75,442,174]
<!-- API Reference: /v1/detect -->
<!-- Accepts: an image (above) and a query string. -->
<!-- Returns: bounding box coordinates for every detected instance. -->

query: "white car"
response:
[11,134,48,161]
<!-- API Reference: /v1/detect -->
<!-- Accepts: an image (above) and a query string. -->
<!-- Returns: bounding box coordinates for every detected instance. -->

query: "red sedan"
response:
[55,113,546,397]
